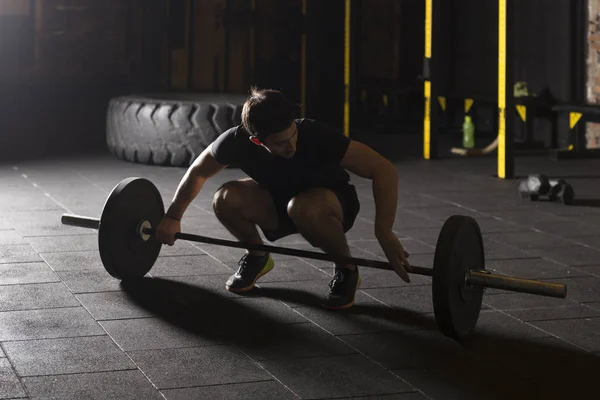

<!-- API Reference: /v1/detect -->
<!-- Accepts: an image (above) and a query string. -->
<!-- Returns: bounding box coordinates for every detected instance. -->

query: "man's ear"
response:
[249,136,262,146]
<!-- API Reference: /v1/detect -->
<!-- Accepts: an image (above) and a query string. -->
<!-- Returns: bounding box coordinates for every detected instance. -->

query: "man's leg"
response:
[212,178,280,292]
[287,187,361,309]
[287,188,353,267]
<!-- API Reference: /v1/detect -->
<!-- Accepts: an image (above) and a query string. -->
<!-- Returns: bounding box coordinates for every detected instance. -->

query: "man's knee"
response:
[213,181,247,213]
[287,189,343,225]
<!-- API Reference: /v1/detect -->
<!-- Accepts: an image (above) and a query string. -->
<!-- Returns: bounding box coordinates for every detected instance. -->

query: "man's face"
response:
[260,122,298,159]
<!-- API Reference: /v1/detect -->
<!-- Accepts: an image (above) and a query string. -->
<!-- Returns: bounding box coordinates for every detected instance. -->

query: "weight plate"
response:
[98,177,164,279]
[432,215,485,340]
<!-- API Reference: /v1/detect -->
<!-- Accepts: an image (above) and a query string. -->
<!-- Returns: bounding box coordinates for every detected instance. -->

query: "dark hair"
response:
[241,87,299,141]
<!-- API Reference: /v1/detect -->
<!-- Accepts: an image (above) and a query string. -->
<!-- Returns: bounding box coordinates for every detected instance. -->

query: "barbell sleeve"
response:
[61,214,100,230]
[468,270,566,299]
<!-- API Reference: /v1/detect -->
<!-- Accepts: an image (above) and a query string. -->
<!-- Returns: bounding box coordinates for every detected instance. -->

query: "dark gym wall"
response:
[0,1,167,162]
[512,0,581,103]
[443,0,497,100]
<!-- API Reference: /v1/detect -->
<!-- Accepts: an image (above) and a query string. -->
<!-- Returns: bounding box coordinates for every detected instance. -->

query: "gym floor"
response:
[1,148,599,399]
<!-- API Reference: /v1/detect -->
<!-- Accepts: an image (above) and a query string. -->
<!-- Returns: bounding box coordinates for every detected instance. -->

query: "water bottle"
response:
[462,115,475,148]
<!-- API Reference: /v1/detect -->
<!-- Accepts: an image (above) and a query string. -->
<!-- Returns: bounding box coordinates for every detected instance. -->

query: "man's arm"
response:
[339,140,398,238]
[165,143,227,220]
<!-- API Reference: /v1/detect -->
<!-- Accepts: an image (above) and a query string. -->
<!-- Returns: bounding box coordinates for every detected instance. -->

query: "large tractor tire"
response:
[106,93,247,166]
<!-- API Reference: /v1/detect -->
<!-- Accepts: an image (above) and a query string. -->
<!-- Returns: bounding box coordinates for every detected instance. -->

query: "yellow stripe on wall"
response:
[423,0,432,159]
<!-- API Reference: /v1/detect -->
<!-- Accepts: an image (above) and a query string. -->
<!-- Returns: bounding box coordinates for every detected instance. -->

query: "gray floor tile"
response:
[294,302,438,336]
[579,264,600,277]
[468,217,525,233]
[260,354,414,399]
[484,257,586,280]
[469,310,551,339]
[0,262,59,285]
[39,250,104,272]
[149,254,232,277]
[228,297,309,325]
[485,209,568,225]
[161,273,255,299]
[0,358,26,399]
[529,220,600,237]
[0,243,43,264]
[57,269,125,293]
[129,345,272,389]
[524,245,600,267]
[392,227,444,247]
[27,234,98,253]
[237,321,357,361]
[0,307,104,341]
[4,209,93,237]
[76,291,155,320]
[100,317,225,351]
[351,239,435,258]
[339,330,463,369]
[357,268,432,288]
[0,217,14,231]
[161,381,298,400]
[570,235,600,249]
[0,230,25,245]
[506,304,600,322]
[359,285,435,314]
[483,239,537,261]
[3,336,135,377]
[22,370,163,399]
[530,317,600,352]
[484,230,575,249]
[0,282,79,312]
[408,206,489,221]
[0,191,63,212]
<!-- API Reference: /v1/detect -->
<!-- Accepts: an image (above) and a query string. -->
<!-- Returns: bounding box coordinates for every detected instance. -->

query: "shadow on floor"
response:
[120,277,599,399]
[571,198,600,208]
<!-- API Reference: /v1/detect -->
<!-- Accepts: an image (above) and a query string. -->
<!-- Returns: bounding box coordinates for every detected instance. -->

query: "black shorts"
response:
[261,184,361,242]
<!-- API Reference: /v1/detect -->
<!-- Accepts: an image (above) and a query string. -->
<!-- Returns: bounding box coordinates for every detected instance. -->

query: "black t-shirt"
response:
[210,118,351,200]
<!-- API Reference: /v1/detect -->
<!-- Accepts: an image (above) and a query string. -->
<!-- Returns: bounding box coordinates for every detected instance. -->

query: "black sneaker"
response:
[323,266,360,309]
[225,252,274,292]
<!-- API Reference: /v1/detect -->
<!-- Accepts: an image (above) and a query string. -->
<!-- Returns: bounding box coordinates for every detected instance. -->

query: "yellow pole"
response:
[423,0,432,159]
[497,0,506,178]
[343,0,351,137]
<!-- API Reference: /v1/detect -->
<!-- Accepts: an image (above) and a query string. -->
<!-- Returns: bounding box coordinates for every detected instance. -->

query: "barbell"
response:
[60,177,567,340]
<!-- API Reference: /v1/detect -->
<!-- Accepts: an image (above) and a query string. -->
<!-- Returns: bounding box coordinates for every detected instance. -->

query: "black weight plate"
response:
[98,177,164,279]
[432,215,485,340]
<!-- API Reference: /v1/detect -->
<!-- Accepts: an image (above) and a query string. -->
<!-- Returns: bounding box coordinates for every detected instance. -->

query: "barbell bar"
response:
[60,177,568,340]
[61,213,566,299]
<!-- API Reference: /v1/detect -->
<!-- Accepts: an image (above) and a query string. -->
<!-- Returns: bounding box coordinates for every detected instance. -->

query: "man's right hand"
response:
[155,216,181,246]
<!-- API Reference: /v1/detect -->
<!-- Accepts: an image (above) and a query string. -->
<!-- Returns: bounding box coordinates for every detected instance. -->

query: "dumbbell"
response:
[518,174,574,205]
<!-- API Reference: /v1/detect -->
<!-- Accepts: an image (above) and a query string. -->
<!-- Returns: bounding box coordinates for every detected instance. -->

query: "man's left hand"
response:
[376,230,410,283]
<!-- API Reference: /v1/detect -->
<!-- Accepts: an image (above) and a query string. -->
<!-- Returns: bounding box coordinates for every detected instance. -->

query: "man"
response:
[155,87,410,309]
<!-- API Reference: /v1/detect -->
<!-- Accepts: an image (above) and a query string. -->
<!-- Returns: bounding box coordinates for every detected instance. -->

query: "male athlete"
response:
[155,87,409,309]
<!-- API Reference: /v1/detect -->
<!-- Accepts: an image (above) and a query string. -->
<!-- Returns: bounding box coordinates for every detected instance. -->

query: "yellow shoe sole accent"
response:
[226,256,275,293]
